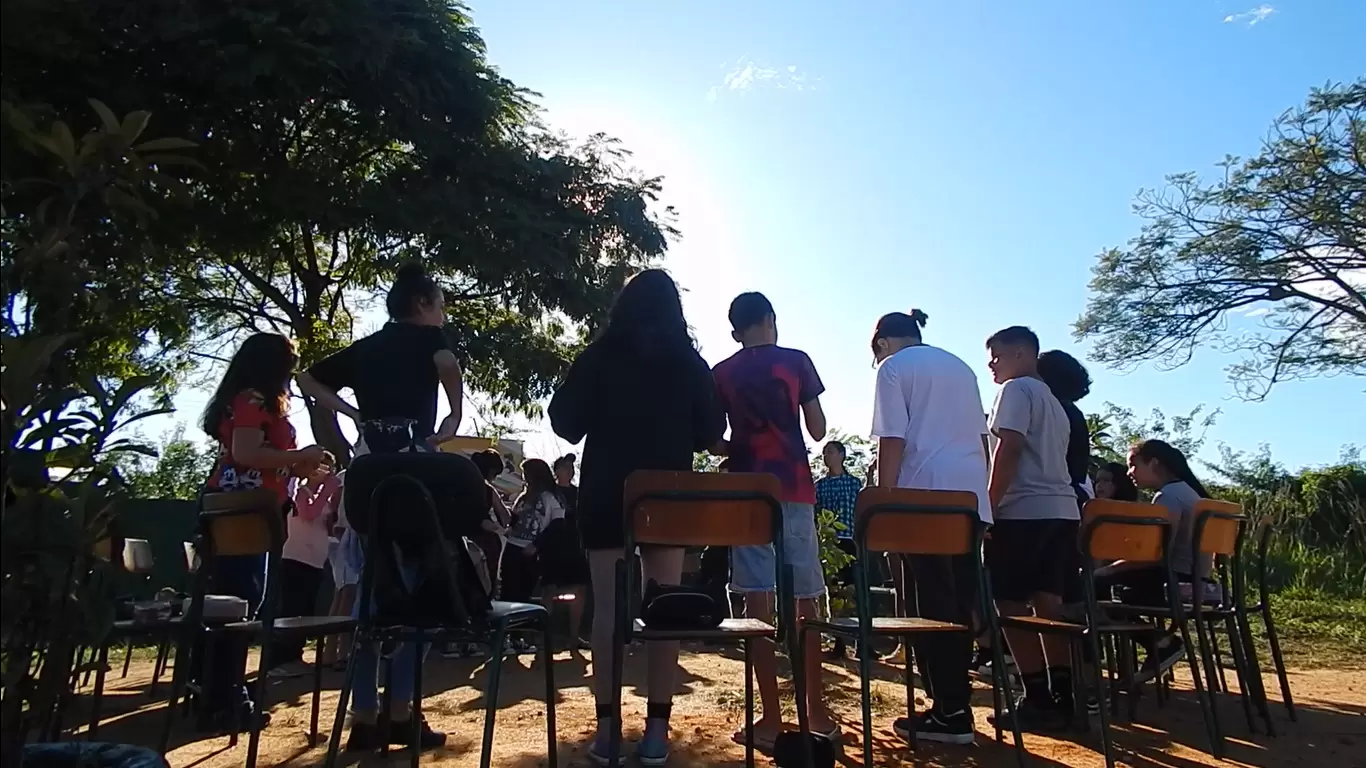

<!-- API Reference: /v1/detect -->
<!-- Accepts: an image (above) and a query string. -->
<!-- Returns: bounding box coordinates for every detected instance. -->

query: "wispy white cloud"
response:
[706,57,817,102]
[1223,4,1275,26]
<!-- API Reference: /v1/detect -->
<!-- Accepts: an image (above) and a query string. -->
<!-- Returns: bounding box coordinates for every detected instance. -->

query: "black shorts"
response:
[985,519,1079,602]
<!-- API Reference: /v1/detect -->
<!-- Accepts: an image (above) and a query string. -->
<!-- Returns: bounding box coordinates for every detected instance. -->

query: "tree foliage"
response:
[2,0,675,459]
[1086,402,1219,464]
[113,425,217,501]
[1075,79,1366,399]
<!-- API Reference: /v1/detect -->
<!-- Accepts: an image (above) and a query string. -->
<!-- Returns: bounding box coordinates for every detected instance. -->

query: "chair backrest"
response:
[624,470,782,548]
[1082,509,1170,564]
[1192,499,1245,556]
[854,487,979,556]
[1083,497,1171,523]
[199,488,283,558]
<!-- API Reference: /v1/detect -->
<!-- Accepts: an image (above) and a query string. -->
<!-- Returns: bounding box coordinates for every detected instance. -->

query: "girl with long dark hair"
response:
[500,459,566,620]
[1093,461,1139,502]
[549,268,726,766]
[1095,439,1213,681]
[196,332,329,731]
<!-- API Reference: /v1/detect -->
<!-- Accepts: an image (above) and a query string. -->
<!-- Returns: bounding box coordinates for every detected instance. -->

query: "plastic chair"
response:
[801,487,1026,767]
[610,470,802,768]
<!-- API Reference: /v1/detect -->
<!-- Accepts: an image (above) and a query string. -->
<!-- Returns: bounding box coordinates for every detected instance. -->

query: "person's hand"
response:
[427,415,459,448]
[294,445,330,475]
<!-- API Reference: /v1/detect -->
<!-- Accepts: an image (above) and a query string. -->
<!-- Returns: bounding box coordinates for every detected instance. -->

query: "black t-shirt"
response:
[1059,400,1091,500]
[307,322,450,437]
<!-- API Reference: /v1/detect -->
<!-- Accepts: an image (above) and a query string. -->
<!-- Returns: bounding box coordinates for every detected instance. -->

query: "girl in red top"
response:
[192,332,329,731]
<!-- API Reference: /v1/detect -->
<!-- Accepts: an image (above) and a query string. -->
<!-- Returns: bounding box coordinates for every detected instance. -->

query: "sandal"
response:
[731,727,779,753]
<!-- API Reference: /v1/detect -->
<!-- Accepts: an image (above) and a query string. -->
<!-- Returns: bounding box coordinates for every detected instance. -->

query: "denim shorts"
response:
[730,502,826,599]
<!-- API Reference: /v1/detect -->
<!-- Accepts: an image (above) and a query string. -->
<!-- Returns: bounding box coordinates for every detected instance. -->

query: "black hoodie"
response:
[548,334,725,550]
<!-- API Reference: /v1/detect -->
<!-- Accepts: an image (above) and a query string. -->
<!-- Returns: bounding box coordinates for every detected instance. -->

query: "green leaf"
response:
[88,98,120,133]
[133,137,197,152]
[119,110,152,143]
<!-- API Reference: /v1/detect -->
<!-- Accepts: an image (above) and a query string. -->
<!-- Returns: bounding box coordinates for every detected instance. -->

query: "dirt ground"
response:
[82,643,1364,768]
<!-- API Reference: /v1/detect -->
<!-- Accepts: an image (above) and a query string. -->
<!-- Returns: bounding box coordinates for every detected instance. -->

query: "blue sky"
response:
[156,0,1364,471]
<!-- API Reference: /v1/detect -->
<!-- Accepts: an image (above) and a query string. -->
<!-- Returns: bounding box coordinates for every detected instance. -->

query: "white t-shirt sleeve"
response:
[989,379,1030,437]
[870,361,909,439]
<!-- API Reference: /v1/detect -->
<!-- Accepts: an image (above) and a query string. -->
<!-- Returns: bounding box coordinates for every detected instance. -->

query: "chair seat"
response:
[1098,601,1233,617]
[488,600,548,624]
[111,616,183,635]
[632,617,776,641]
[806,616,967,636]
[221,615,357,634]
[1001,615,1153,635]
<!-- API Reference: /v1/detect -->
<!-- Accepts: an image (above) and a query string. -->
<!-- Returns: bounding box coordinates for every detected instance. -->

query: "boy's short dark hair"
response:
[824,440,847,457]
[728,292,775,333]
[986,325,1040,353]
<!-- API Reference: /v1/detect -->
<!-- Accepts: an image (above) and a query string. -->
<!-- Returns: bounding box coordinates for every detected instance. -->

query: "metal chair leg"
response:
[88,643,110,740]
[1223,614,1258,734]
[410,630,424,768]
[322,631,361,768]
[245,632,272,768]
[1177,618,1223,758]
[542,617,558,766]
[744,638,755,768]
[120,636,134,679]
[480,624,508,768]
[1260,604,1296,721]
[1086,629,1117,768]
[310,636,324,744]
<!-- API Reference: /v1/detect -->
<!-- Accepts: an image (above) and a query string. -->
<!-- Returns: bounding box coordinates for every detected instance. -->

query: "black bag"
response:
[772,730,836,768]
[344,451,487,541]
[639,578,724,631]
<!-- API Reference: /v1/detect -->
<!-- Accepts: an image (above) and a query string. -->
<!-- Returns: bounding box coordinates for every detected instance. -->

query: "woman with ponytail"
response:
[297,261,478,752]
[1094,438,1213,682]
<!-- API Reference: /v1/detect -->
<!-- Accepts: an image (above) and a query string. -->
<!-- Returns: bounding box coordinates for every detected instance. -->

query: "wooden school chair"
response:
[1076,508,1219,767]
[161,489,356,768]
[322,465,556,768]
[801,487,1026,768]
[610,470,804,768]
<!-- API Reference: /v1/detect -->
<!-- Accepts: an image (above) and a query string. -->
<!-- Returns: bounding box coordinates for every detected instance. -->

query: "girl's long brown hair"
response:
[201,333,298,438]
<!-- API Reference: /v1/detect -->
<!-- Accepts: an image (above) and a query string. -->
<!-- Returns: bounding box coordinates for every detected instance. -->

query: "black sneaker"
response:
[345,720,386,752]
[389,716,448,750]
[988,696,1069,733]
[1135,637,1185,684]
[893,710,975,745]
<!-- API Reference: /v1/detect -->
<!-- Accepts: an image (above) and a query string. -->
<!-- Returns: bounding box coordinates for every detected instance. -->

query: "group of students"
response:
[801,315,1215,743]
[187,260,1216,765]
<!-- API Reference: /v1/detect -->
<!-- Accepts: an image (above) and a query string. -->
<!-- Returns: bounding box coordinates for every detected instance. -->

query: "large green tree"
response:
[2,0,674,459]
[1075,80,1365,399]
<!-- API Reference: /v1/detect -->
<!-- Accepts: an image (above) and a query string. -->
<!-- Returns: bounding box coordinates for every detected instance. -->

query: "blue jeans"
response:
[349,544,428,714]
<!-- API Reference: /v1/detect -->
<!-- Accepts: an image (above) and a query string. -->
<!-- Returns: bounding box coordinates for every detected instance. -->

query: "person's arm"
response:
[431,348,463,444]
[490,490,512,526]
[691,354,727,453]
[798,351,828,442]
[232,427,321,470]
[986,381,1029,513]
[294,474,340,521]
[548,343,598,444]
[877,438,905,488]
[298,345,362,423]
[870,361,907,488]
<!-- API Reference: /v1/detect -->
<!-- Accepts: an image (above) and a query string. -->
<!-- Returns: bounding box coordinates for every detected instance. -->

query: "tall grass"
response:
[1218,471,1366,599]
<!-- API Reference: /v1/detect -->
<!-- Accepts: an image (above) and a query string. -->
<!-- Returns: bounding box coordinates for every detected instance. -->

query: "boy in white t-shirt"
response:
[869,310,991,746]
[985,326,1079,729]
